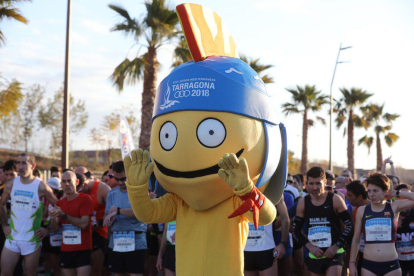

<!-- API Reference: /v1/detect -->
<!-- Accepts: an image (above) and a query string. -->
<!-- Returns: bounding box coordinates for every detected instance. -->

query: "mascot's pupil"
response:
[166,133,169,138]
[209,130,214,135]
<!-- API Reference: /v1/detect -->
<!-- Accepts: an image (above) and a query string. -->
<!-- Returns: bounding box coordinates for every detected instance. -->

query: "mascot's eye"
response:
[197,118,226,148]
[159,121,177,151]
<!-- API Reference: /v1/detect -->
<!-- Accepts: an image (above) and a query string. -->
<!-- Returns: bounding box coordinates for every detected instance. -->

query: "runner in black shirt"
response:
[293,167,353,276]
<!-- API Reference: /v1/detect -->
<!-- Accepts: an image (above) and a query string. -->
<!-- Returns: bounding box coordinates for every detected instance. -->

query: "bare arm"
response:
[158,223,168,259]
[156,223,169,271]
[50,206,90,229]
[39,182,58,206]
[391,191,414,213]
[64,215,90,229]
[391,163,396,176]
[98,182,111,205]
[119,208,136,218]
[381,161,387,173]
[0,180,12,226]
[276,195,290,243]
[333,193,348,214]
[273,196,290,259]
[349,207,364,276]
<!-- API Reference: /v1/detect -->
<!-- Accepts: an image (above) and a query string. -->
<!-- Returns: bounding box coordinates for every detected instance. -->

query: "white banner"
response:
[119,114,135,160]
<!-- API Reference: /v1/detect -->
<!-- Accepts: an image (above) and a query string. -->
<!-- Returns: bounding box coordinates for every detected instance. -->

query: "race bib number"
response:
[12,190,34,211]
[308,226,332,248]
[62,224,81,245]
[365,218,391,242]
[246,224,265,246]
[397,241,414,261]
[50,230,62,247]
[113,231,135,252]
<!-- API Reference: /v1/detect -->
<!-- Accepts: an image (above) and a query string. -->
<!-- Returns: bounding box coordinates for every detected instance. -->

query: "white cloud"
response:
[71,32,88,46]
[32,28,42,35]
[80,19,110,35]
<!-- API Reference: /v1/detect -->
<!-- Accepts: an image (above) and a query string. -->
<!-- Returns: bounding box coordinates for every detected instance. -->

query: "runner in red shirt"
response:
[75,166,111,276]
[50,171,93,276]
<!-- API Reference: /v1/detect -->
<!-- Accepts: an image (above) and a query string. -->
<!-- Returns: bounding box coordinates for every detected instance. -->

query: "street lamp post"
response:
[329,43,351,171]
[62,0,72,169]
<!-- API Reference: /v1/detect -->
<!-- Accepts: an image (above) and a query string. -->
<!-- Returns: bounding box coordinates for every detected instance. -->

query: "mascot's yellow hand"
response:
[218,153,254,196]
[124,149,155,186]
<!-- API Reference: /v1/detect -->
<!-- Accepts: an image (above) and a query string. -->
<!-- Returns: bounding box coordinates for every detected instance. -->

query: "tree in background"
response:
[240,55,274,83]
[0,110,22,149]
[38,86,88,157]
[89,107,140,165]
[287,150,301,175]
[171,35,192,68]
[359,103,399,171]
[282,85,328,175]
[20,84,44,152]
[334,87,372,178]
[109,0,180,151]
[88,128,105,164]
[0,0,30,47]
[0,74,23,118]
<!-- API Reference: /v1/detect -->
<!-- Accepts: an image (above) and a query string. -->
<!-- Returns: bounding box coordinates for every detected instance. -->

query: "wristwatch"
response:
[396,190,400,198]
[280,240,288,247]
[117,208,121,215]
[61,214,68,220]
[336,241,343,248]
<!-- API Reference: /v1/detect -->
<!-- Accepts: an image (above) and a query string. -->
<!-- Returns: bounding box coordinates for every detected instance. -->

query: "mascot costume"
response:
[125,3,288,275]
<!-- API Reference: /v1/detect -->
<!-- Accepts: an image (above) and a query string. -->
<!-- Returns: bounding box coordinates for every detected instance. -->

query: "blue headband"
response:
[153,56,280,125]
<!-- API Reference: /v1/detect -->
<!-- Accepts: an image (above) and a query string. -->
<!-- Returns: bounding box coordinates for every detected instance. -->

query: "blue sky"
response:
[1,0,413,170]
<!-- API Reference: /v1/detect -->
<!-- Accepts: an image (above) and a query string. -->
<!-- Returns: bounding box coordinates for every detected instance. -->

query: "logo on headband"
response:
[160,82,180,110]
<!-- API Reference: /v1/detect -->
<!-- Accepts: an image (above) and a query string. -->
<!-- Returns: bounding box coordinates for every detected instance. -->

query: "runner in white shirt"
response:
[0,153,57,276]
[244,195,290,276]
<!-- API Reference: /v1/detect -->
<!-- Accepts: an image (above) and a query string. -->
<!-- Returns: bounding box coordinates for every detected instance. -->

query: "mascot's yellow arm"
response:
[127,182,276,276]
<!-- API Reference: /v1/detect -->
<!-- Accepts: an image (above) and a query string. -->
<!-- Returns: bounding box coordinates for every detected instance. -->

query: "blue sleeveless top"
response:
[361,203,397,244]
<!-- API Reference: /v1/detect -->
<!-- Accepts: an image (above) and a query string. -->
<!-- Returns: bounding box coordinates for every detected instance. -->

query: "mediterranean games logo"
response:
[160,81,180,110]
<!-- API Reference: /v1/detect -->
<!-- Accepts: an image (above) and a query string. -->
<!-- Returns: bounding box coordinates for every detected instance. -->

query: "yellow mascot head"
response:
[149,4,287,211]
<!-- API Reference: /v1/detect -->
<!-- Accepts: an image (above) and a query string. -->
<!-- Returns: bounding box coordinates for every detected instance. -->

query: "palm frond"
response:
[358,135,374,154]
[109,4,142,39]
[240,54,274,83]
[353,115,370,130]
[384,132,399,147]
[110,57,145,92]
[316,116,326,126]
[0,78,23,119]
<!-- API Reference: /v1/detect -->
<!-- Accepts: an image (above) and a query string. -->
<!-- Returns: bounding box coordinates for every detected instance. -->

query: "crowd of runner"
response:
[0,153,413,276]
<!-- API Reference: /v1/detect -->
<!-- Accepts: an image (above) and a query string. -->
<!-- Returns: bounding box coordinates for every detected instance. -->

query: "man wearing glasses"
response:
[104,161,147,276]
[107,164,119,189]
[50,171,94,276]
[75,166,111,276]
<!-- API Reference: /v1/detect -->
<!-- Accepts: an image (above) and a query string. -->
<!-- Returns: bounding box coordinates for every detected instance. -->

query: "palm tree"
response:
[0,74,23,119]
[109,0,180,150]
[171,35,192,68]
[359,103,399,171]
[240,55,274,83]
[0,0,30,47]
[334,87,373,178]
[282,85,328,175]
